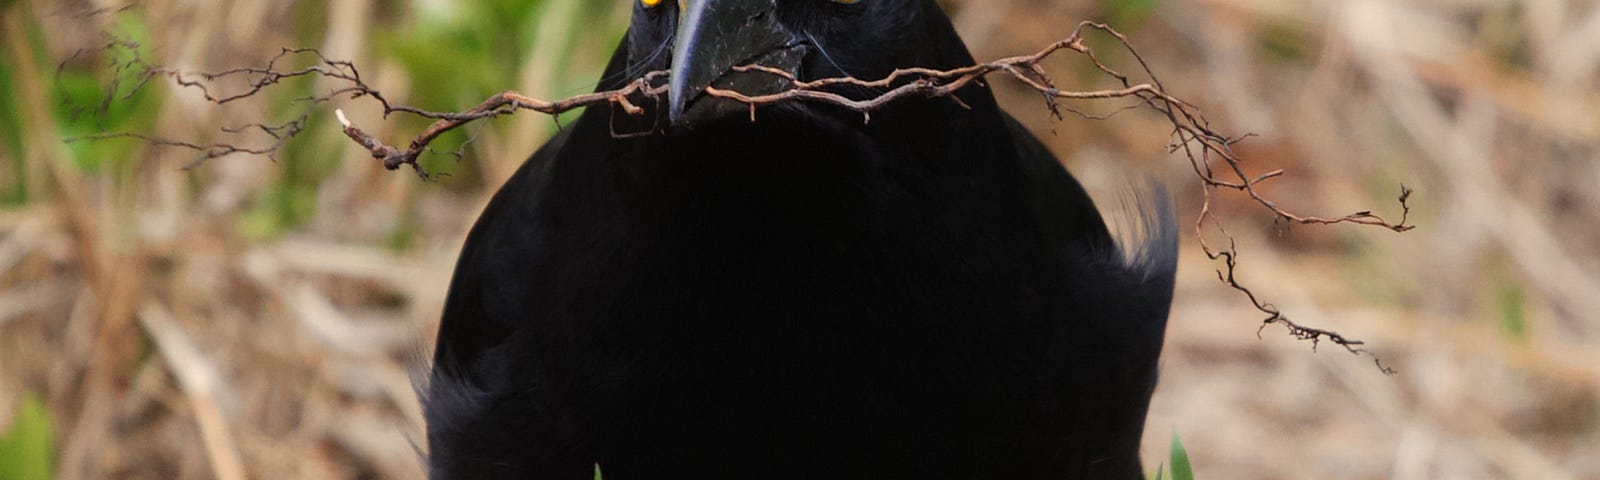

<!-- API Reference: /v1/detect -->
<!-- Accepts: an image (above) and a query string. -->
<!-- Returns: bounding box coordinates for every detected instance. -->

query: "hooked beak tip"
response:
[666,87,692,128]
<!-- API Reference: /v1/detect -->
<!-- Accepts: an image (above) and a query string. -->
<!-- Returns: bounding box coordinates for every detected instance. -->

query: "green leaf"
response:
[0,394,56,480]
[1168,430,1194,480]
[593,462,603,480]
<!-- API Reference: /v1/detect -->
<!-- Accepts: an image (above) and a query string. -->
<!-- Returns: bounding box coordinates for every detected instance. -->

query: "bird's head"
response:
[623,0,961,130]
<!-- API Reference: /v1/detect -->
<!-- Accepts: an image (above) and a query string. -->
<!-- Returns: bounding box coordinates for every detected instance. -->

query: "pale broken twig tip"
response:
[335,108,350,128]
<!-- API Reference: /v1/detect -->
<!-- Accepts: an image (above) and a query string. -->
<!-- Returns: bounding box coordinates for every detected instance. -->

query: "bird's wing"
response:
[432,125,571,382]
[423,126,595,480]
[1001,112,1178,475]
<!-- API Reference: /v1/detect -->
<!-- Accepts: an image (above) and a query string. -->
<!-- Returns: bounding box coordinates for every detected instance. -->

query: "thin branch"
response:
[73,21,1414,371]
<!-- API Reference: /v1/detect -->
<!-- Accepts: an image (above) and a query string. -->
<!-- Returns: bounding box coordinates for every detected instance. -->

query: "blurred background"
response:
[1,0,1597,478]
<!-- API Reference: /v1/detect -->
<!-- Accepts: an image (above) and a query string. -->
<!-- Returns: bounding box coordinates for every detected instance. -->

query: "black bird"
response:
[424,1,1177,479]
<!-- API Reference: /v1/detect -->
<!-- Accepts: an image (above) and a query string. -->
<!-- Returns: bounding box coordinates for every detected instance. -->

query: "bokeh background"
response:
[2,0,1597,478]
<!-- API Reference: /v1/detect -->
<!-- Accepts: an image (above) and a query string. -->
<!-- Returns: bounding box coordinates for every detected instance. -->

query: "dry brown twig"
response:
[75,21,1413,372]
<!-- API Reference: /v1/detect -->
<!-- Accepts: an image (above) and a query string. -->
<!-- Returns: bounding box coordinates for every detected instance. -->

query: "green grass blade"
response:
[1169,430,1194,480]
[0,394,55,480]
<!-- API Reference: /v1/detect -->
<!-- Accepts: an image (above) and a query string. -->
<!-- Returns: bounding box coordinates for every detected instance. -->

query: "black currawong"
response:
[422,1,1178,479]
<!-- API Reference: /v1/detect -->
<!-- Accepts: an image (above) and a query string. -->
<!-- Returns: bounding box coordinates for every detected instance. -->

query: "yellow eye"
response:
[641,0,661,7]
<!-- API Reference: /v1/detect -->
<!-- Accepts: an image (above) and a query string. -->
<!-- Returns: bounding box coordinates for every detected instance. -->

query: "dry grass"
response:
[1,0,1597,479]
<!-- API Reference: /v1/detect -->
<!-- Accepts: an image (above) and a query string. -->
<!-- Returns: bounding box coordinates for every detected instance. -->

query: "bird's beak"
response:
[668,0,805,128]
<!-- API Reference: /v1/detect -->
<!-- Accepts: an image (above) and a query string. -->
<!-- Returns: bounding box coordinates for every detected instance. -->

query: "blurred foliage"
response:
[10,0,628,241]
[0,394,55,480]
[1101,0,1163,28]
[1475,2,1533,69]
[381,0,543,112]
[0,1,48,206]
[55,17,161,173]
[1257,22,1313,64]
[1497,282,1528,342]
[0,50,25,205]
